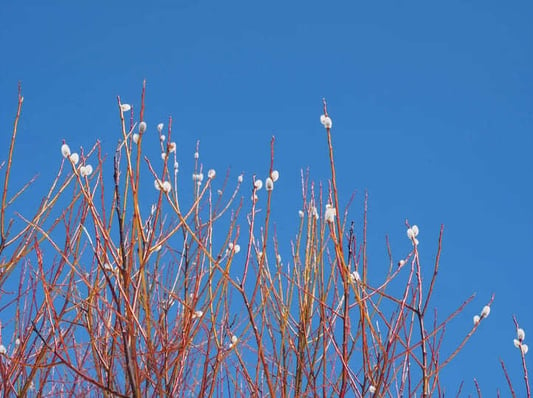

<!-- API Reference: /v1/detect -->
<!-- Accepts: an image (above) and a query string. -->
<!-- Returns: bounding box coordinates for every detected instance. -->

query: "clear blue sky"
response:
[1,1,532,394]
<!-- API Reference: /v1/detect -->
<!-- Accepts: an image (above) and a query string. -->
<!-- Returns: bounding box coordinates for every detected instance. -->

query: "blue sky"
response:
[1,1,532,394]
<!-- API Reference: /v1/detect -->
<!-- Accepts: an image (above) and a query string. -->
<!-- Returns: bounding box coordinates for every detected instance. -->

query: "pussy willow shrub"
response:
[0,83,529,397]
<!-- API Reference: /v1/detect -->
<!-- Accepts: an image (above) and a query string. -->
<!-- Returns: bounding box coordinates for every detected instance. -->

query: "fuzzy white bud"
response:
[350,271,361,283]
[120,104,131,112]
[320,114,333,128]
[517,328,526,341]
[473,315,481,325]
[325,205,336,223]
[162,181,171,193]
[271,170,279,182]
[80,165,93,177]
[265,177,274,191]
[70,153,79,165]
[61,143,71,158]
[139,121,147,133]
[192,173,204,183]
[157,123,164,133]
[407,225,419,239]
[208,169,216,179]
[254,179,263,190]
[133,133,140,144]
[481,305,491,318]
